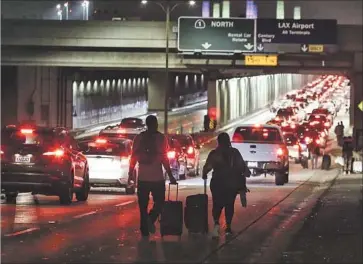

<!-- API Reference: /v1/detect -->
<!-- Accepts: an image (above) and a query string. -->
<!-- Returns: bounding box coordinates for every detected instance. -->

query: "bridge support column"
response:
[15,66,73,128]
[147,72,173,112]
[207,78,221,127]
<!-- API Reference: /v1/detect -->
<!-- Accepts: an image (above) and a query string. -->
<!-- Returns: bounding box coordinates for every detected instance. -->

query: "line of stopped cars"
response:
[0,117,203,204]
[231,75,349,186]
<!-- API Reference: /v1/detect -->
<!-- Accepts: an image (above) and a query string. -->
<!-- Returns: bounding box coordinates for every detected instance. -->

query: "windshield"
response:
[233,127,283,144]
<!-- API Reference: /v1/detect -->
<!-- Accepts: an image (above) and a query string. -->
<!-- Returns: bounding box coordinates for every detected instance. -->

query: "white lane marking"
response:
[73,211,97,219]
[4,227,40,237]
[115,200,135,207]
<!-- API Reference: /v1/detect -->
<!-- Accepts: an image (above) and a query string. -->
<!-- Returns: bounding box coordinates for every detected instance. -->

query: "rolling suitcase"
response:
[184,179,209,234]
[160,183,183,237]
[321,154,331,170]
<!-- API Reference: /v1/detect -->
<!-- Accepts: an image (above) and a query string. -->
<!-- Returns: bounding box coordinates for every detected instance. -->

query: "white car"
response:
[78,137,136,194]
[99,125,145,141]
[231,124,289,186]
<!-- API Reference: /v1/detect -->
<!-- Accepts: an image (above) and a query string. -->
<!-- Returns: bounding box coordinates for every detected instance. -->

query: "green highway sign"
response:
[178,17,256,53]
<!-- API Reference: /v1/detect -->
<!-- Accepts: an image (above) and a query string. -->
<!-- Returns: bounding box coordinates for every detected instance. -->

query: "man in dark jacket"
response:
[128,115,177,238]
[202,132,250,238]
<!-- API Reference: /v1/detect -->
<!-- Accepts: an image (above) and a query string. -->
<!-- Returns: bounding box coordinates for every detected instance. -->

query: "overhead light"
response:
[141,0,147,4]
[64,2,68,7]
[189,0,196,6]
[56,4,61,9]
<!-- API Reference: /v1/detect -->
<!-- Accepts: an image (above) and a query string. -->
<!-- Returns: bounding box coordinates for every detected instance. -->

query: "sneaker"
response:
[148,218,156,234]
[212,224,220,238]
[225,227,233,235]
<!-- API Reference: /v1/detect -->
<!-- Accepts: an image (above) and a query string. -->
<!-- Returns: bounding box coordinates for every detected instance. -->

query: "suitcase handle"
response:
[204,179,207,195]
[168,183,179,201]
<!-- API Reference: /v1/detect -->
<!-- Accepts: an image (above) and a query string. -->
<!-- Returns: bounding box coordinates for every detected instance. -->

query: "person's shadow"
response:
[134,237,157,263]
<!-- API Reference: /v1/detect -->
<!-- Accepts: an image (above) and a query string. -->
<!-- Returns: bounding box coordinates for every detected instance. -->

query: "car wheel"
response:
[275,171,285,186]
[125,185,136,195]
[75,171,90,202]
[59,176,73,205]
[5,192,18,203]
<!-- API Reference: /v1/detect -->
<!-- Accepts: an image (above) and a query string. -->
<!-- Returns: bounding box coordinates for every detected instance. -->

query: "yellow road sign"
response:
[358,101,363,112]
[245,55,278,66]
[308,45,324,53]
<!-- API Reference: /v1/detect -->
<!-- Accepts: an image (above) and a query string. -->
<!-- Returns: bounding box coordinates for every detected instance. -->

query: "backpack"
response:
[137,131,158,165]
[222,148,246,191]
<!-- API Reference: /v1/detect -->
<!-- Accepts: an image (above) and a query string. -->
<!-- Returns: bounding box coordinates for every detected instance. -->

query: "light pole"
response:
[82,0,89,20]
[141,0,196,134]
[57,10,63,20]
[64,2,69,20]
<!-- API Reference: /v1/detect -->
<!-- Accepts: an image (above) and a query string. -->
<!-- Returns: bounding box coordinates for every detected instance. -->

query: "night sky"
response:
[1,0,362,25]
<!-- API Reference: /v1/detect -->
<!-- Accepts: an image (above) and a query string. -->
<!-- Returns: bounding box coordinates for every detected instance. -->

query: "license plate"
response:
[248,162,258,168]
[15,155,31,163]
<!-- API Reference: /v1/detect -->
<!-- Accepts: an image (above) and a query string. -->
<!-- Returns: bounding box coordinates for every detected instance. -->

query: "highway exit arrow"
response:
[358,101,363,112]
[301,44,308,52]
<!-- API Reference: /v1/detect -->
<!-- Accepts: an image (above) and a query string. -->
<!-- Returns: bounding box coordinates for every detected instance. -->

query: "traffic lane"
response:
[1,191,137,236]
[1,165,321,263]
[76,106,207,139]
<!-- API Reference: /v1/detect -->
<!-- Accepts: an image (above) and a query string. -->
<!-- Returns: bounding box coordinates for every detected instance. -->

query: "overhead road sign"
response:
[245,55,278,66]
[256,19,337,53]
[178,17,256,53]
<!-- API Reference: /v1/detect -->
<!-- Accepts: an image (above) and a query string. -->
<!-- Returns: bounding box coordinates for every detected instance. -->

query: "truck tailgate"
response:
[232,143,281,162]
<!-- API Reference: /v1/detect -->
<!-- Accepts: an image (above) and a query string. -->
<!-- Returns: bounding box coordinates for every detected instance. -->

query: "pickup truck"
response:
[231,124,289,186]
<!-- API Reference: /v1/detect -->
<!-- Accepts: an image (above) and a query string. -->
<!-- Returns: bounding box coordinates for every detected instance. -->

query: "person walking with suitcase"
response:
[310,143,321,169]
[202,132,249,238]
[128,115,177,238]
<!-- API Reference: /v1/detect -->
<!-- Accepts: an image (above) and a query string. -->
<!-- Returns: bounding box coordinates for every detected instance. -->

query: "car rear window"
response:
[233,127,283,144]
[120,118,143,128]
[1,128,58,147]
[284,134,298,145]
[79,141,128,156]
[168,135,193,147]
[277,108,294,116]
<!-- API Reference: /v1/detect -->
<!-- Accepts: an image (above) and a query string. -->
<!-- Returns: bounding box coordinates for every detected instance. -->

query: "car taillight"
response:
[43,149,64,157]
[118,129,126,134]
[316,139,321,144]
[20,128,33,134]
[187,146,194,155]
[95,138,107,144]
[120,155,130,165]
[324,122,330,127]
[232,134,243,143]
[305,137,311,143]
[293,144,300,149]
[321,132,326,137]
[0,148,4,155]
[167,151,176,159]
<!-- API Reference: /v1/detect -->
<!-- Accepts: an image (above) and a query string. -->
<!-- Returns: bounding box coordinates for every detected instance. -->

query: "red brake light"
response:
[187,146,194,155]
[305,137,311,143]
[290,124,296,129]
[20,128,33,134]
[316,139,321,144]
[232,133,243,143]
[95,138,107,144]
[167,151,176,159]
[43,149,64,157]
[0,147,4,155]
[118,129,126,134]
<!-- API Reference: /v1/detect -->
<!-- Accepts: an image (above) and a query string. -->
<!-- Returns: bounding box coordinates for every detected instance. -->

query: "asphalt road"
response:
[1,109,357,263]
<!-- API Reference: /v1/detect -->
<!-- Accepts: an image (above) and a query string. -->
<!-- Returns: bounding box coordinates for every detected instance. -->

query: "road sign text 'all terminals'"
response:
[245,55,278,66]
[178,17,256,53]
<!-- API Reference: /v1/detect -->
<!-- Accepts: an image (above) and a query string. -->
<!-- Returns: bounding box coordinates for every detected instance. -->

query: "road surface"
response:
[2,110,360,263]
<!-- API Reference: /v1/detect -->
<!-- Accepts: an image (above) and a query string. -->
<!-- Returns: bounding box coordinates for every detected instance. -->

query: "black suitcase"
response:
[321,154,331,170]
[160,183,183,237]
[184,180,209,234]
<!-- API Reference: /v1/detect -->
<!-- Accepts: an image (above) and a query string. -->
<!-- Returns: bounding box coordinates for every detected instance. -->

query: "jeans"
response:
[210,179,238,226]
[137,180,165,236]
[311,154,319,169]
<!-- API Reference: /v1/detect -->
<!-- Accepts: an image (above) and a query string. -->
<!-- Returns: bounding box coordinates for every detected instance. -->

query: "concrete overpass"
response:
[1,20,362,139]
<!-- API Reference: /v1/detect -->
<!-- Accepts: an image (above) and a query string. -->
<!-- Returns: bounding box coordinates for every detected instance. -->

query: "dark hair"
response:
[217,132,231,148]
[145,115,158,132]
